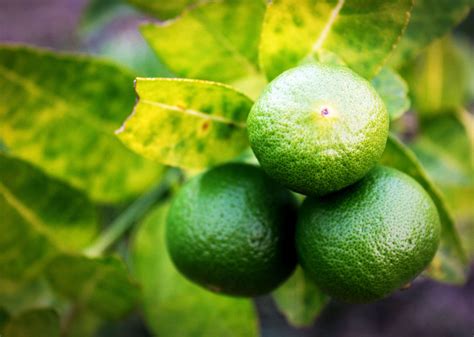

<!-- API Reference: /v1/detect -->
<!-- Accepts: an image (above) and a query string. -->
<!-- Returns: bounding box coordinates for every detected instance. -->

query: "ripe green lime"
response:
[296,165,441,303]
[247,63,389,196]
[166,163,297,297]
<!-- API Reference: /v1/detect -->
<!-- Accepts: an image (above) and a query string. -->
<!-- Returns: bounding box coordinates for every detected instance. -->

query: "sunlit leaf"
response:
[401,35,472,116]
[128,0,201,20]
[259,0,412,80]
[45,254,139,319]
[131,203,259,337]
[117,78,253,170]
[0,45,163,203]
[381,135,469,284]
[0,155,98,290]
[273,267,328,327]
[371,67,410,120]
[409,113,474,256]
[389,0,471,68]
[3,309,60,337]
[140,0,267,98]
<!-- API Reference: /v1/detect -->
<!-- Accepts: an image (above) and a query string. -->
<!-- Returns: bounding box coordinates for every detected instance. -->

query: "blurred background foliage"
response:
[0,0,473,336]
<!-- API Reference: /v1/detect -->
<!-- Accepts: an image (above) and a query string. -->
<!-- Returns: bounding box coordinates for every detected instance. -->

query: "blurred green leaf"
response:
[389,0,471,68]
[128,0,200,20]
[381,135,468,284]
[0,278,55,315]
[0,45,163,203]
[131,203,259,337]
[0,155,98,290]
[140,0,267,98]
[273,267,328,327]
[371,67,411,120]
[401,35,472,116]
[45,254,139,319]
[3,309,60,337]
[259,0,412,81]
[0,308,9,331]
[117,78,253,170]
[409,113,474,256]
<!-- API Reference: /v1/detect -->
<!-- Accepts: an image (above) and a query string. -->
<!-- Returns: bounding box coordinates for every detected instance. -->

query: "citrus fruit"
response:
[166,163,297,297]
[247,63,389,196]
[296,165,441,303]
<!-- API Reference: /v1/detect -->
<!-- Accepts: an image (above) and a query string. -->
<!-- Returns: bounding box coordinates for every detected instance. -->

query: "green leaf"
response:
[3,309,60,337]
[45,254,139,319]
[0,155,98,290]
[0,278,55,315]
[371,67,411,120]
[409,113,474,256]
[140,0,267,98]
[127,0,200,20]
[389,0,471,68]
[131,203,259,337]
[259,0,412,80]
[0,307,9,331]
[381,134,468,284]
[401,35,472,116]
[0,45,163,203]
[117,78,253,170]
[272,267,328,327]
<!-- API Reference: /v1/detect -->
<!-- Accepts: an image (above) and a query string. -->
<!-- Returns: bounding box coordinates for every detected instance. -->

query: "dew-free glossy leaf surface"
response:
[273,267,328,327]
[45,254,139,319]
[140,0,267,98]
[381,135,468,283]
[389,0,471,68]
[128,0,200,20]
[117,78,253,170]
[259,0,412,80]
[0,155,98,290]
[0,45,163,203]
[131,204,259,337]
[3,309,59,337]
[402,36,472,116]
[409,114,474,256]
[371,67,410,120]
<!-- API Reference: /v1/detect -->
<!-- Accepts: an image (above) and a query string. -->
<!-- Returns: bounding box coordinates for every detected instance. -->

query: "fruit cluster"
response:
[166,64,441,303]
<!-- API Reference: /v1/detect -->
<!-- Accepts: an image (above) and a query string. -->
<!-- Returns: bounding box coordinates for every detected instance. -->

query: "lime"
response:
[166,163,297,297]
[296,165,441,303]
[247,63,389,196]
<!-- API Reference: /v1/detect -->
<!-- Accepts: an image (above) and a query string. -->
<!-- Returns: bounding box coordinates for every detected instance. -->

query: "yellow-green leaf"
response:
[45,254,139,319]
[0,45,163,203]
[117,78,253,170]
[409,113,474,256]
[401,35,472,116]
[140,0,267,98]
[131,203,258,337]
[273,267,328,328]
[127,0,200,20]
[389,0,471,68]
[381,135,468,284]
[3,309,59,337]
[259,0,412,80]
[371,67,411,120]
[0,155,98,290]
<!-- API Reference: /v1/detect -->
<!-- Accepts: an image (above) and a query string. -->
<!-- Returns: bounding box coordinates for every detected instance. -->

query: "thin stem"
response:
[84,168,181,257]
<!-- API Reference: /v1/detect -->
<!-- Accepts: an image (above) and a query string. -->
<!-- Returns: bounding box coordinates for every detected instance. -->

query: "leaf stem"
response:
[84,168,181,257]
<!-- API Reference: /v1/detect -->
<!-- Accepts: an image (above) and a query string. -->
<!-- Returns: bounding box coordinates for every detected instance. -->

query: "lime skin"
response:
[247,63,389,196]
[166,163,298,297]
[296,165,441,303]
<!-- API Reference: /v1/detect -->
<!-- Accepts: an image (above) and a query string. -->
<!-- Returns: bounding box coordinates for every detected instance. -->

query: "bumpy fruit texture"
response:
[166,163,297,297]
[247,63,389,196]
[296,166,441,303]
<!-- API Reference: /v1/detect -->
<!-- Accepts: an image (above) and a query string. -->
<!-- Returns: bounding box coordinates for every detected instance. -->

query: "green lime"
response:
[247,63,389,196]
[296,165,441,303]
[166,163,297,297]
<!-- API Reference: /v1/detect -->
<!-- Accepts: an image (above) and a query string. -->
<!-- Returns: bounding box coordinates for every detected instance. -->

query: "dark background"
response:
[1,1,472,336]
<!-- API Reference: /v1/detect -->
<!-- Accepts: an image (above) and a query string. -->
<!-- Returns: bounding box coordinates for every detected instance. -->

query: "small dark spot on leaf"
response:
[202,121,210,131]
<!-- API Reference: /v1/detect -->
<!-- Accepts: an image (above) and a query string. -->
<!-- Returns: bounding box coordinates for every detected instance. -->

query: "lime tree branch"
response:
[84,168,181,257]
